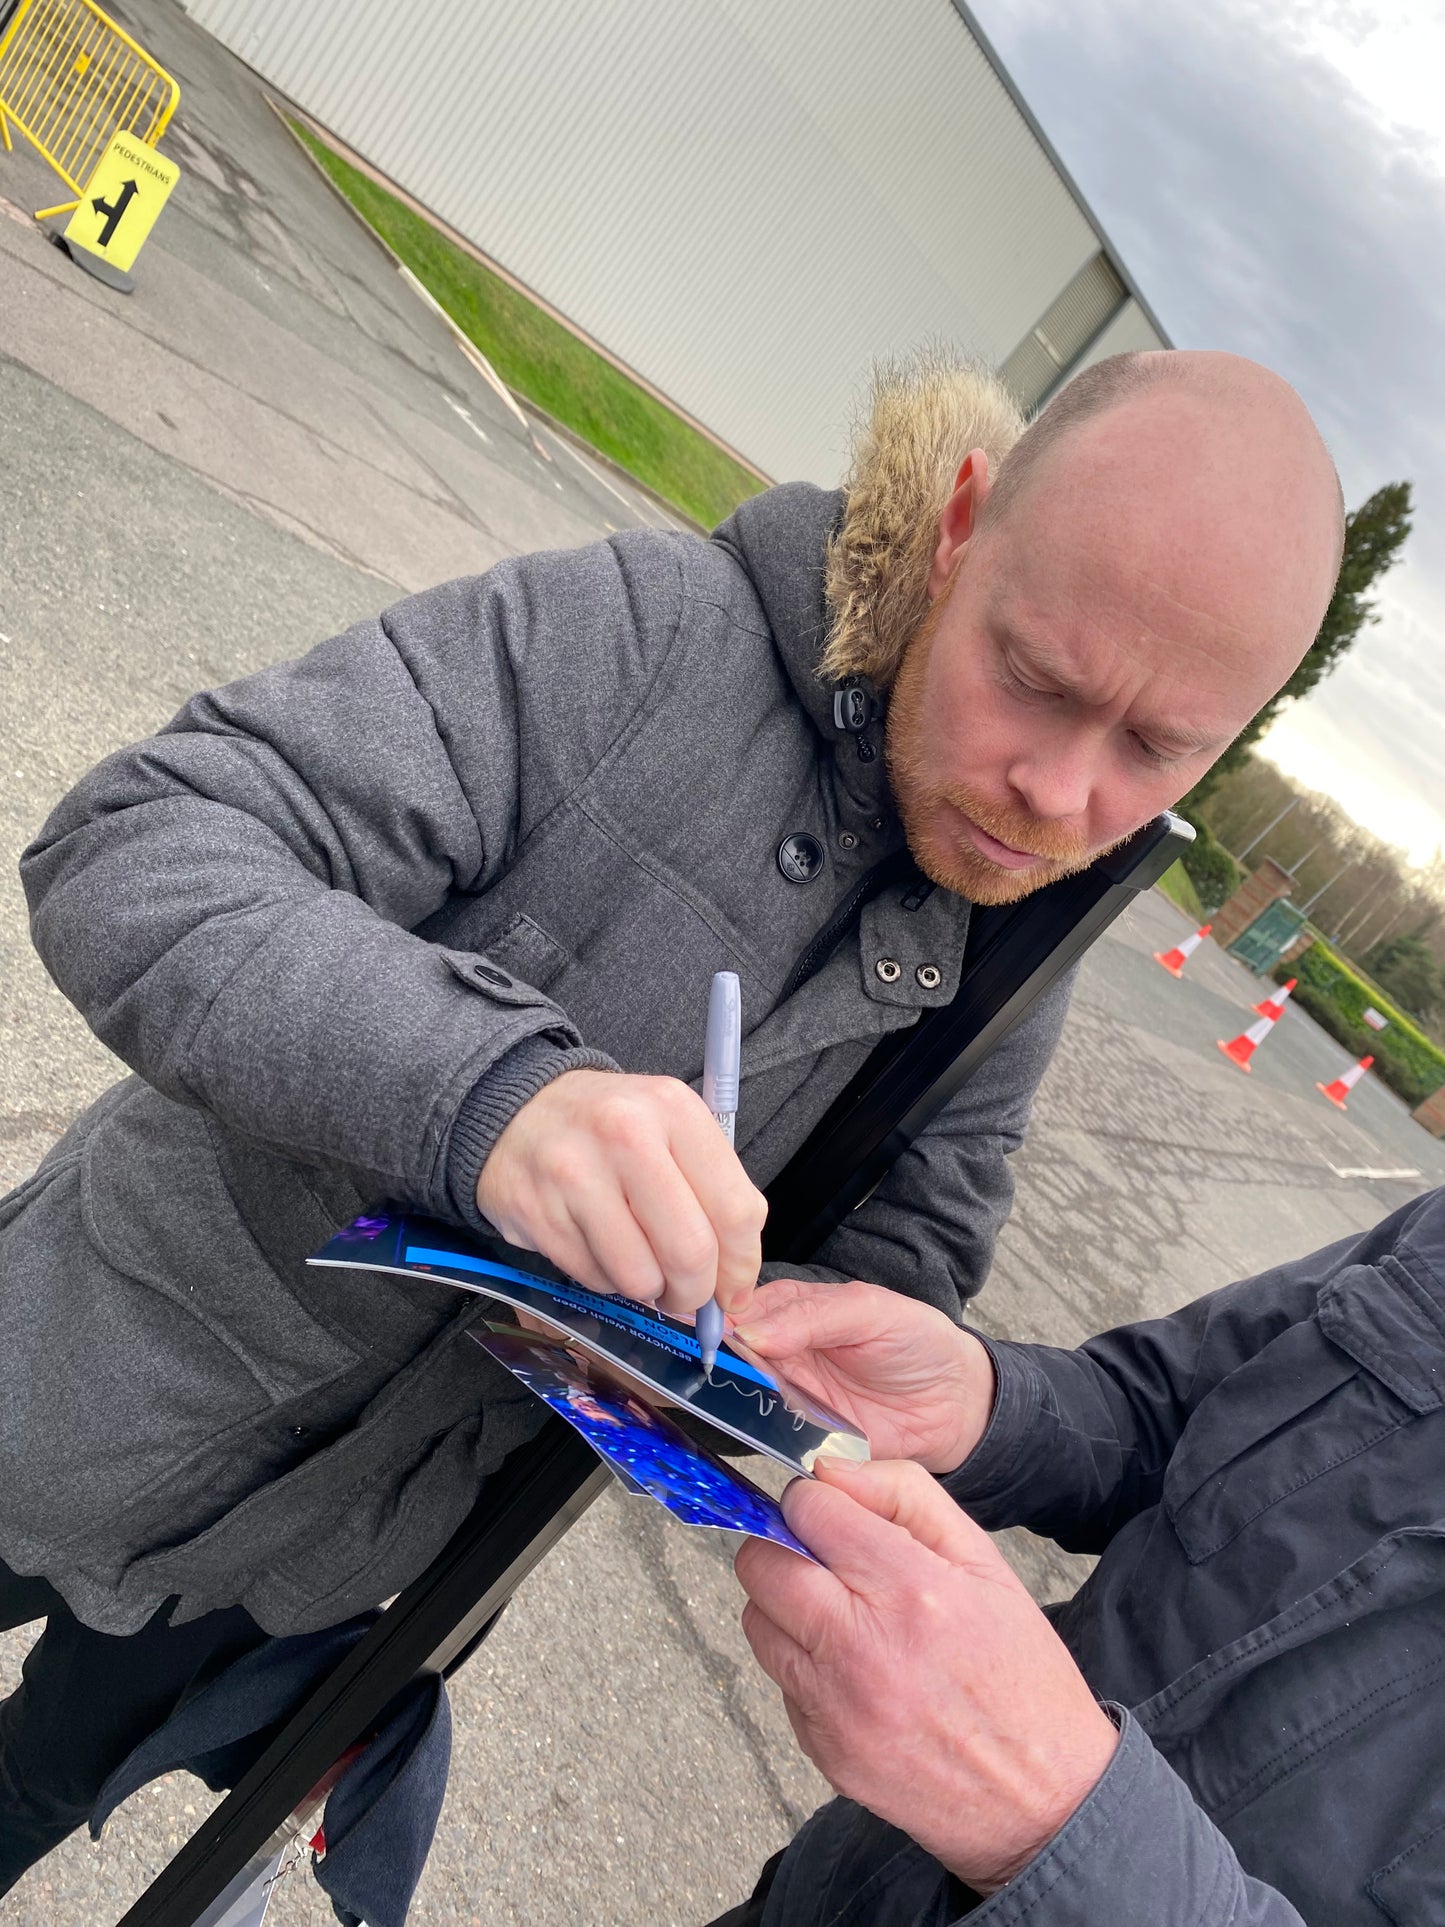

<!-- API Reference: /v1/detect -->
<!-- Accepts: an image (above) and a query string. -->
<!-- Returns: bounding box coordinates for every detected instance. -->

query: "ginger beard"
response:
[884,578,1099,906]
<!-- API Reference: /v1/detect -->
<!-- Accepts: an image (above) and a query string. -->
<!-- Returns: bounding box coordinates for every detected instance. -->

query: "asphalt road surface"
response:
[2,5,1442,1921]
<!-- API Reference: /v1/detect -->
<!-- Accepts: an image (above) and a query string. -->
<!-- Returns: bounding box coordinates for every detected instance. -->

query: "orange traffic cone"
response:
[1317,1055,1374,1110]
[1155,924,1211,978]
[1216,1010,1279,1073]
[1253,978,1297,1020]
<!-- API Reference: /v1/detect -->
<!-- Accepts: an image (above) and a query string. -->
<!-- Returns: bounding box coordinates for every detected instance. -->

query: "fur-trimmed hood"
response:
[711,356,1025,728]
[821,355,1024,688]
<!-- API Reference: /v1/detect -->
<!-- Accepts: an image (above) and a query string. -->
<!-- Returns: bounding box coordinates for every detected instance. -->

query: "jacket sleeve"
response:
[764,1714,1306,1927]
[19,536,685,1211]
[778,967,1075,1313]
[959,1711,1307,1927]
[941,1213,1399,1552]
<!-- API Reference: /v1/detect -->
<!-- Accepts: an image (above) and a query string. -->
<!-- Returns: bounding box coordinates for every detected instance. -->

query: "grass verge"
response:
[1155,861,1204,922]
[291,120,767,529]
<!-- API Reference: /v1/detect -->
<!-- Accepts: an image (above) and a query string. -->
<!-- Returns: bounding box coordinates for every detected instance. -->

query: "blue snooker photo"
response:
[472,1325,816,1559]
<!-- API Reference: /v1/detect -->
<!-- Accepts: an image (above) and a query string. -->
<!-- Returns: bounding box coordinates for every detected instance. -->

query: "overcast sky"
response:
[969,0,1445,866]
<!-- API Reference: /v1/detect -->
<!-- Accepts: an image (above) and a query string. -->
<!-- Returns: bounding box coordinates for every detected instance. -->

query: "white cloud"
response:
[1261,707,1445,866]
[1285,0,1445,169]
[971,0,1445,871]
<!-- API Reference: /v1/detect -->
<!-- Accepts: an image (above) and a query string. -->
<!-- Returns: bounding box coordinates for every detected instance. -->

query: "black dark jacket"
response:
[762,1187,1445,1925]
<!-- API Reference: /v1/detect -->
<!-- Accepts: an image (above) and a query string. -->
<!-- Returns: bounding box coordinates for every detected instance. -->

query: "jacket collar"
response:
[711,482,891,817]
[712,481,973,1000]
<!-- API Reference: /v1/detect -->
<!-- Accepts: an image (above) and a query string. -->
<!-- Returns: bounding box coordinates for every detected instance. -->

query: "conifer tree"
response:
[1188,480,1413,801]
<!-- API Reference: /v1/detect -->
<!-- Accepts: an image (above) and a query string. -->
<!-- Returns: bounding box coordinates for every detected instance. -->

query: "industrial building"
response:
[182,0,1170,483]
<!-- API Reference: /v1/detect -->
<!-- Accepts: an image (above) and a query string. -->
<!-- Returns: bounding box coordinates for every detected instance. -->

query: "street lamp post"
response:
[1333,877,1391,947]
[1236,798,1300,863]
[1300,863,1353,915]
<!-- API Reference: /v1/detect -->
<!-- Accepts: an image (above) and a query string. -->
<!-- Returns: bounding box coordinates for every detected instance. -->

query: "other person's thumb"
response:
[813,1457,1006,1574]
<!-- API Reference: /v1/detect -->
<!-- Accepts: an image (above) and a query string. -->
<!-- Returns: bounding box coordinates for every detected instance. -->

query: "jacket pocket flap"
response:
[470,912,571,993]
[1163,1313,1403,1563]
[80,1084,360,1405]
[1368,1818,1445,1923]
[1320,1259,1445,1416]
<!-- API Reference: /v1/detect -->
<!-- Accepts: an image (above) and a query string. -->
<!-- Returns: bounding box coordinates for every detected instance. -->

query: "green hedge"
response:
[1277,940,1445,1108]
[1178,817,1243,915]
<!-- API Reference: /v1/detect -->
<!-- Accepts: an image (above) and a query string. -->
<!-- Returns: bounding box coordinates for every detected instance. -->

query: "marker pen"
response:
[696,969,741,1373]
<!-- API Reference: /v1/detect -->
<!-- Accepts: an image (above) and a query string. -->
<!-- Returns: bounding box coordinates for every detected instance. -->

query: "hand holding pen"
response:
[476,978,764,1324]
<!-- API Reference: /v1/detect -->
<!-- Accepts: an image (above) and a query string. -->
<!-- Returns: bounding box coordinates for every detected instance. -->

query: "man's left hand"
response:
[735,1459,1118,1895]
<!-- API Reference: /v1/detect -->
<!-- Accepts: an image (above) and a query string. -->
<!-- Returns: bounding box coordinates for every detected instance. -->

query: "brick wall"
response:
[1412,1085,1445,1139]
[1211,858,1296,950]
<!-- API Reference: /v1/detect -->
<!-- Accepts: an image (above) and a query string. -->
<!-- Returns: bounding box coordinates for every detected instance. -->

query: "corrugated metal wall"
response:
[185,0,1167,483]
[1065,299,1166,384]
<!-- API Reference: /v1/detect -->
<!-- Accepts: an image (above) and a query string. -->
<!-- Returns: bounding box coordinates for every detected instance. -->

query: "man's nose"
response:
[1006,735,1096,825]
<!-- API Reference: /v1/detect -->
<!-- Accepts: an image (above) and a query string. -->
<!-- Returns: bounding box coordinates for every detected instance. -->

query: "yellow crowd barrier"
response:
[0,0,177,219]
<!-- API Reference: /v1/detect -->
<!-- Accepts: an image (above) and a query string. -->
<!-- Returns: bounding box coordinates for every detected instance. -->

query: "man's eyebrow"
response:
[999,626,1226,756]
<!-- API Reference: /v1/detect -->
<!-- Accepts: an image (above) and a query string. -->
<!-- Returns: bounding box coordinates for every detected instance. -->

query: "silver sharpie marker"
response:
[696,970,741,1373]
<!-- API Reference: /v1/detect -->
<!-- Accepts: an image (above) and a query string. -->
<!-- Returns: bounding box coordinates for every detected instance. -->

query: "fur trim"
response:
[821,352,1025,688]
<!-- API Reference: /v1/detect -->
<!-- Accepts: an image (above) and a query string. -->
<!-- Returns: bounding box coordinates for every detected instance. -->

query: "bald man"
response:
[0,349,1341,1890]
[883,352,1341,909]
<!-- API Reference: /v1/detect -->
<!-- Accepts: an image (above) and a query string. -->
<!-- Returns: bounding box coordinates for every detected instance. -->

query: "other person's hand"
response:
[736,1459,1118,1895]
[732,1279,995,1473]
[476,1069,767,1319]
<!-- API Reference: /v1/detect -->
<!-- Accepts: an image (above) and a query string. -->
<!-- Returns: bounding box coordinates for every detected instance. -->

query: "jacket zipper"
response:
[780,850,916,1001]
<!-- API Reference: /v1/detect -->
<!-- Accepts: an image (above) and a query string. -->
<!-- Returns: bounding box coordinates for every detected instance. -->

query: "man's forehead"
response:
[986,406,1329,695]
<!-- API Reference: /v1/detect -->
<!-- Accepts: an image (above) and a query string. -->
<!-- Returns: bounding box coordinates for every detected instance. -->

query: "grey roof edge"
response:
[947,0,1175,349]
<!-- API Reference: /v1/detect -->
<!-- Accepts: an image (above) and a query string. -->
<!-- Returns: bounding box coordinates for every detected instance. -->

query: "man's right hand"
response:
[475,1069,767,1322]
[731,1279,996,1473]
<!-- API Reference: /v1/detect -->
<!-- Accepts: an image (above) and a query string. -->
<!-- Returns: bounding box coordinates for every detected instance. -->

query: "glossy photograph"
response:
[310,1209,869,1475]
[471,1325,815,1559]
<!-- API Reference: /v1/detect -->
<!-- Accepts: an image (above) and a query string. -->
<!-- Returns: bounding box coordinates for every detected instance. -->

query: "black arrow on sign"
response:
[91,177,138,248]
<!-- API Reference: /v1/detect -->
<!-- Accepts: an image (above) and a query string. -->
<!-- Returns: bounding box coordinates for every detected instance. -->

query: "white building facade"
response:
[184,0,1169,483]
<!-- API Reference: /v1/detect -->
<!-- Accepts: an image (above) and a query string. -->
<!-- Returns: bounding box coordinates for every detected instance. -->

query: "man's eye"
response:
[1131,734,1181,768]
[1000,666,1052,701]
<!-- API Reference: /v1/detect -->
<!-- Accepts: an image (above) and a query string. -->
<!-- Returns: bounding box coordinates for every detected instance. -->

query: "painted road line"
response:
[535,419,683,530]
[445,397,490,443]
[395,261,538,440]
[1330,1165,1423,1181]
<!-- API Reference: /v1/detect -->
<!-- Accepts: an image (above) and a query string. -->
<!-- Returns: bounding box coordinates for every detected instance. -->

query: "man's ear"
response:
[927,449,992,601]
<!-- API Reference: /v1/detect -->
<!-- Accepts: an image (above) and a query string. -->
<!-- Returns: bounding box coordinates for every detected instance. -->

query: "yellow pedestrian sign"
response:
[63,131,179,274]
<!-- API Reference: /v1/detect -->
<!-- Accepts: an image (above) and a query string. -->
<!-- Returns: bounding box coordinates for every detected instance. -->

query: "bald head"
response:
[884,351,1347,906]
[978,350,1344,689]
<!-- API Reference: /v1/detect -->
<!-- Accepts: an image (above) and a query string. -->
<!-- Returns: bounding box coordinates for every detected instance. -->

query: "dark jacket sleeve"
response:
[19,538,682,1212]
[961,1711,1307,1926]
[765,1715,1306,1927]
[942,1211,1411,1552]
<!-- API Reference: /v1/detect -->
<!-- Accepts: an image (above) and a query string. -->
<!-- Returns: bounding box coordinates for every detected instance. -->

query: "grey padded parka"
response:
[3,482,1070,1637]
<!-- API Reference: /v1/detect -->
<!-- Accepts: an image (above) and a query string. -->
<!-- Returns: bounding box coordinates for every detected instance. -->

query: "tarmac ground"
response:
[1,5,1442,1921]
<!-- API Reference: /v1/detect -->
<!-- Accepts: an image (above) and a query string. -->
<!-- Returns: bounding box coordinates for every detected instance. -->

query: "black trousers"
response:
[704,1848,786,1926]
[702,1843,984,1923]
[0,1556,267,1897]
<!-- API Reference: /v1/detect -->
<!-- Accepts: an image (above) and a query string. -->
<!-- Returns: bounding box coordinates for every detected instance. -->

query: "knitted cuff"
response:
[441,1035,617,1231]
